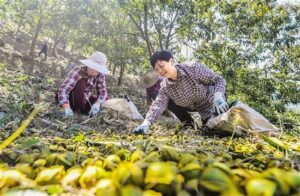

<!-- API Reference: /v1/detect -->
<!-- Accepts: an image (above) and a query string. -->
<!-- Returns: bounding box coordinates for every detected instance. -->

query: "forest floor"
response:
[0,32,299,195]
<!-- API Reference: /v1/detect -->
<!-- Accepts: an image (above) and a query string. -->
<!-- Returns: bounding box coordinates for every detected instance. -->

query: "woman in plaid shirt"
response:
[133,50,229,134]
[57,52,108,118]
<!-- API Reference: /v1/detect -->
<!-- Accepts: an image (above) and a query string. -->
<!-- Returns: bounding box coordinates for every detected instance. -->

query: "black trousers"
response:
[167,99,209,126]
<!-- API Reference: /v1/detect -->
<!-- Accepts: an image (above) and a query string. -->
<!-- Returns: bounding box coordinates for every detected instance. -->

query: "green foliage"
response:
[0,63,7,71]
[74,132,85,142]
[177,0,300,124]
[17,137,40,150]
[119,0,186,58]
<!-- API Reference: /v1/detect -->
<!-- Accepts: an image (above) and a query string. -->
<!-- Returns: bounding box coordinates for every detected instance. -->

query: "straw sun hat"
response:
[140,70,160,88]
[80,52,109,74]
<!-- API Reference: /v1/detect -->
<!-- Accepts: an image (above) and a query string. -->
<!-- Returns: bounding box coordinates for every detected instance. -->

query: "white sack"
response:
[102,98,144,120]
[207,101,279,134]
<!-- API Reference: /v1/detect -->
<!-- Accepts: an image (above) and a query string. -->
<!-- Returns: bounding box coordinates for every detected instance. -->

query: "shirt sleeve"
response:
[96,74,107,104]
[193,62,226,94]
[145,87,169,124]
[58,68,81,105]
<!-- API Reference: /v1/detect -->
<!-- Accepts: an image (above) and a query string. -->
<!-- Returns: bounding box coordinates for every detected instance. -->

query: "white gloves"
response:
[89,102,101,117]
[132,119,151,135]
[64,108,74,117]
[213,92,229,115]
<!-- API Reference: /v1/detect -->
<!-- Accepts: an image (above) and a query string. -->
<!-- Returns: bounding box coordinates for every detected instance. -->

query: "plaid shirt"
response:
[58,67,107,105]
[146,62,226,123]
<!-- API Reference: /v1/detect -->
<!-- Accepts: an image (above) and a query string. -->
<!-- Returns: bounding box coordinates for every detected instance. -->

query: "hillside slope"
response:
[0,31,299,195]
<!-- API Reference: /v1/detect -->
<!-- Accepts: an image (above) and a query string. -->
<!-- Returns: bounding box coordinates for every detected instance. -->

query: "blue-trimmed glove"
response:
[213,92,229,115]
[64,108,74,117]
[132,120,151,135]
[89,102,101,117]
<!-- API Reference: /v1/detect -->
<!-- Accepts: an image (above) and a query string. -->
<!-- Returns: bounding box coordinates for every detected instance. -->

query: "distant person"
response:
[38,40,48,60]
[140,70,163,106]
[132,50,229,134]
[56,52,108,118]
[141,70,179,120]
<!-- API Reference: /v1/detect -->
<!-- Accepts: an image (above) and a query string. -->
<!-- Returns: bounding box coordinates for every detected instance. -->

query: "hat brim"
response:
[80,59,109,74]
[140,70,160,88]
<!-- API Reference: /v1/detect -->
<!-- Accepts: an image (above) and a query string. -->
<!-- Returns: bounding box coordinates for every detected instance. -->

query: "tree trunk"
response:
[29,17,43,57]
[165,10,178,50]
[109,61,112,69]
[15,11,26,38]
[127,2,153,58]
[112,63,117,76]
[62,39,67,51]
[143,3,154,57]
[153,10,164,50]
[118,62,125,86]
[52,36,60,55]
[71,44,75,52]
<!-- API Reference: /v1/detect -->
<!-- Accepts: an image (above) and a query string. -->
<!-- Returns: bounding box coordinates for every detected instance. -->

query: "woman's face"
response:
[153,58,177,80]
[86,67,99,77]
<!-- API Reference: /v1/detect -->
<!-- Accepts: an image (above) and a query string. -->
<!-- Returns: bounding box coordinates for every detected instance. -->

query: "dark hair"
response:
[150,50,173,68]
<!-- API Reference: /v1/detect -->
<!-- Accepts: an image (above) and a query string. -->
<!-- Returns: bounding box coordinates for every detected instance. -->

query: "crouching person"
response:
[132,50,229,134]
[140,70,163,107]
[57,52,108,118]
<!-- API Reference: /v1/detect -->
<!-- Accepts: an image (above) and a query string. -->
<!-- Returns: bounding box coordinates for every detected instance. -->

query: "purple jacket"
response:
[146,77,163,103]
